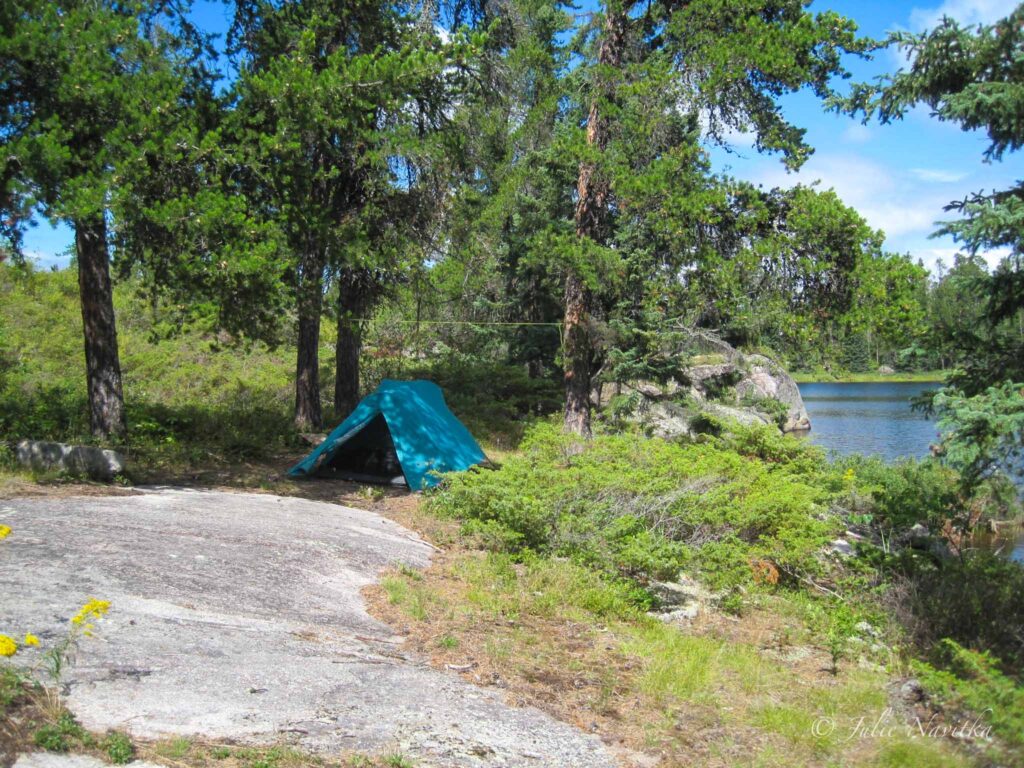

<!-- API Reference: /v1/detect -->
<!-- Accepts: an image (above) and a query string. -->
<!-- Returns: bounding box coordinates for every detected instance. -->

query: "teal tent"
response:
[287,379,486,490]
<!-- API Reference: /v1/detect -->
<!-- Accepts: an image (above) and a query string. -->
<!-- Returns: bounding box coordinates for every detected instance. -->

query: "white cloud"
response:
[909,0,1017,31]
[842,123,873,144]
[910,168,970,183]
[25,250,71,270]
[914,245,1010,271]
[754,154,947,238]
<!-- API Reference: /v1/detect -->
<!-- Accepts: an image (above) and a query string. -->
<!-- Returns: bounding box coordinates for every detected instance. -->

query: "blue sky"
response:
[704,0,1021,273]
[22,0,1020,273]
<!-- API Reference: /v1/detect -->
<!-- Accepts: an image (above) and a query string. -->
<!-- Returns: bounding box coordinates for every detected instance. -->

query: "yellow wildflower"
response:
[23,633,40,647]
[0,635,17,657]
[0,524,11,540]
[71,598,111,626]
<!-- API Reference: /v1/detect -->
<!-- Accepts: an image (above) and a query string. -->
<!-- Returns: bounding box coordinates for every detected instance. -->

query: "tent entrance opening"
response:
[320,414,407,486]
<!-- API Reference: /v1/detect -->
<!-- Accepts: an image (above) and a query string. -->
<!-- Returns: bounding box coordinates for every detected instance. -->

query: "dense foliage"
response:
[0,0,941,437]
[430,421,841,591]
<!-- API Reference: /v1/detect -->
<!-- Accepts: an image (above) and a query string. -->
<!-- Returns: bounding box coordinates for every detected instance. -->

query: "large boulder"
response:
[15,440,126,481]
[733,354,810,432]
[594,339,811,435]
[636,400,696,440]
[599,387,696,439]
[702,401,773,428]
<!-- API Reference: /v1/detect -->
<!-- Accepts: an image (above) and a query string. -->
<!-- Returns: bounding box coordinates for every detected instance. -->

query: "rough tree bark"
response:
[294,247,326,431]
[75,215,126,440]
[563,7,626,437]
[334,268,378,418]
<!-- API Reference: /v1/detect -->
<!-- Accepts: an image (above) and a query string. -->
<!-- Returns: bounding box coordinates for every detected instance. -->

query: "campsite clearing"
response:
[0,489,619,768]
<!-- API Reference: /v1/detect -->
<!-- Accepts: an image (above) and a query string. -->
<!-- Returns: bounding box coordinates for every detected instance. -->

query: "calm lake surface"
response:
[797,381,1023,562]
[797,382,939,461]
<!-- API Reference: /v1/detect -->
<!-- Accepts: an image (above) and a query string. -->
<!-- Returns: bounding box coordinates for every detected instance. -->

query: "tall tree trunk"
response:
[563,8,626,437]
[334,268,373,418]
[563,270,593,436]
[75,215,126,440]
[295,248,325,431]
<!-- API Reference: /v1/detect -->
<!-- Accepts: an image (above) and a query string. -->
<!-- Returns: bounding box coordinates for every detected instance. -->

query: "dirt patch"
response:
[0,475,139,501]
[364,552,667,763]
[362,544,958,768]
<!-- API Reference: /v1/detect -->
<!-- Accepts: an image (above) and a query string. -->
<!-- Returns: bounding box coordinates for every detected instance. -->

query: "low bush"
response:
[913,639,1024,755]
[103,732,134,765]
[834,455,962,532]
[428,421,843,597]
[892,550,1024,671]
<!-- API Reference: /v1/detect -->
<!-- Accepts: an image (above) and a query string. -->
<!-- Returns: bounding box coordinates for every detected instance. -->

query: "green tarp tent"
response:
[287,379,486,490]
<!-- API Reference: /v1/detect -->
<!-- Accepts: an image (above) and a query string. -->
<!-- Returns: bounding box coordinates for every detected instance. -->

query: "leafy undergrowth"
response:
[385,422,1022,766]
[912,640,1024,761]
[365,551,974,768]
[428,421,853,598]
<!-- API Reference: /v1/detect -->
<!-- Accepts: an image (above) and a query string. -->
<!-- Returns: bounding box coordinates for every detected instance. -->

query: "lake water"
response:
[798,382,940,461]
[797,381,1023,562]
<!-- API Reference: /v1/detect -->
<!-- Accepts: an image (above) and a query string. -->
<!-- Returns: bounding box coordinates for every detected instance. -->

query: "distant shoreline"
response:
[793,371,947,384]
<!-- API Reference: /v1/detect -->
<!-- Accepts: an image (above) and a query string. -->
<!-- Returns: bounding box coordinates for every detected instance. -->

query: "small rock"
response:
[830,538,855,557]
[899,678,926,703]
[649,574,711,608]
[654,604,700,623]
[854,621,879,638]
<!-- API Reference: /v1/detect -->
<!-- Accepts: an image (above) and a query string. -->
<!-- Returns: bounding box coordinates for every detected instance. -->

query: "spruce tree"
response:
[561,0,870,434]
[0,0,201,438]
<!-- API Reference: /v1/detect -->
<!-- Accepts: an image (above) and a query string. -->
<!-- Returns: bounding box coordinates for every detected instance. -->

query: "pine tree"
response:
[0,0,201,438]
[228,0,464,429]
[560,0,870,434]
[846,5,1024,393]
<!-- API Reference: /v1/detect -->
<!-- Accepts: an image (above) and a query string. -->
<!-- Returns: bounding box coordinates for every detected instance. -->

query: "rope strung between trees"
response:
[353,319,563,327]
[327,317,567,352]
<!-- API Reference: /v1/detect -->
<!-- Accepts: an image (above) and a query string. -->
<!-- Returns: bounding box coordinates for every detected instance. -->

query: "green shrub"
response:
[104,731,135,764]
[913,639,1024,752]
[32,711,88,753]
[429,422,842,596]
[836,455,961,531]
[894,550,1024,670]
[33,724,70,753]
[0,666,24,713]
[739,393,791,430]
